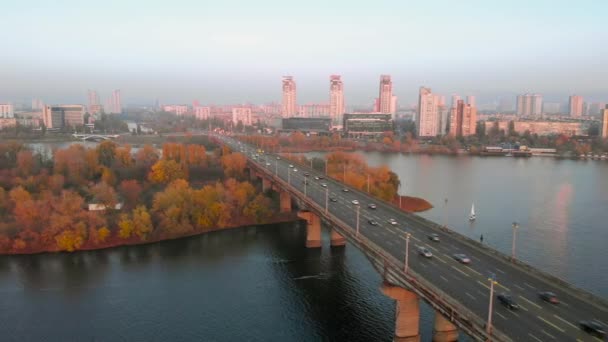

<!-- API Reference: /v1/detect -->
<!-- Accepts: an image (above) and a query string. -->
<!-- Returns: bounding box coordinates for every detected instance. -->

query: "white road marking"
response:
[440,275,448,282]
[451,266,470,277]
[553,315,578,329]
[495,267,506,274]
[524,282,536,289]
[467,267,482,276]
[519,295,543,309]
[477,280,490,290]
[495,311,507,320]
[528,333,543,342]
[514,284,525,291]
[426,245,439,252]
[434,255,447,263]
[537,316,565,333]
[541,329,556,339]
[465,292,476,300]
[508,310,520,318]
[518,304,529,311]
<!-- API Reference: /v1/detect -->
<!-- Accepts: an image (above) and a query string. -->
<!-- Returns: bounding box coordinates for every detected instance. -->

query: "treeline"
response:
[238,132,357,152]
[0,141,275,254]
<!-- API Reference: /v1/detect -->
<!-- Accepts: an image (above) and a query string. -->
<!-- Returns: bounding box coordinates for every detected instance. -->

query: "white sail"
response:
[469,203,476,221]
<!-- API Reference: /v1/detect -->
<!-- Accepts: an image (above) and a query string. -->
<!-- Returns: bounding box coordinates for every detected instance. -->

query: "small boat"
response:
[469,203,476,221]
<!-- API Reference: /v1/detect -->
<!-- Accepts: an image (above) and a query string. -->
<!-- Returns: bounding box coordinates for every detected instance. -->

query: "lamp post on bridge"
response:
[356,204,360,237]
[304,178,307,196]
[288,168,291,185]
[486,273,498,338]
[443,198,448,228]
[367,174,370,193]
[275,160,278,176]
[404,232,411,273]
[511,222,519,261]
[325,187,329,215]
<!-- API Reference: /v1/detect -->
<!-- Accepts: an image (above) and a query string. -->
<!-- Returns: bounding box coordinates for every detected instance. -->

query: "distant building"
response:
[449,99,477,136]
[194,106,211,120]
[543,102,562,114]
[298,103,330,118]
[516,94,543,116]
[31,98,44,111]
[0,104,14,118]
[232,107,252,126]
[329,75,344,125]
[43,105,85,129]
[281,117,331,134]
[587,102,606,116]
[282,76,297,117]
[417,87,442,137]
[378,75,393,114]
[569,95,583,117]
[601,106,608,139]
[343,113,392,137]
[484,120,584,137]
[163,105,188,115]
[87,89,101,114]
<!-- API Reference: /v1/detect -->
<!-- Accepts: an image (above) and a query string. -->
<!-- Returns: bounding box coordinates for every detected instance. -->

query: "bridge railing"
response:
[271,146,608,313]
[248,158,511,342]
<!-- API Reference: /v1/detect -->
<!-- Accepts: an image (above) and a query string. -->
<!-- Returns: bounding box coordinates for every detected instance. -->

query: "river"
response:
[2,144,606,340]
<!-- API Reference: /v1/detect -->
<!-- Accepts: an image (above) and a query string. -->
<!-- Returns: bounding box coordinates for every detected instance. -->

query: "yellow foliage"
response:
[55,230,84,252]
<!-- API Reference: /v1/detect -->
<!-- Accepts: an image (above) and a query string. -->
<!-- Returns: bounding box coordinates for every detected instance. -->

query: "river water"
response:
[2,144,606,340]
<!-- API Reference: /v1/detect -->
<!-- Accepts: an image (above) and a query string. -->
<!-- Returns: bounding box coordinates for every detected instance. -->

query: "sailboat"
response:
[469,203,476,221]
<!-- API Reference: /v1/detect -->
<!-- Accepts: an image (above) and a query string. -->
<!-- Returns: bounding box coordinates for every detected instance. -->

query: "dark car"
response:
[304,172,310,177]
[538,291,559,304]
[428,233,440,242]
[579,320,606,338]
[330,197,338,202]
[368,219,378,226]
[318,176,324,180]
[497,294,519,310]
[368,203,377,209]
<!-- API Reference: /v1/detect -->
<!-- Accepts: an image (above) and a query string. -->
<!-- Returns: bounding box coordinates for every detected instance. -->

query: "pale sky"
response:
[1,0,607,106]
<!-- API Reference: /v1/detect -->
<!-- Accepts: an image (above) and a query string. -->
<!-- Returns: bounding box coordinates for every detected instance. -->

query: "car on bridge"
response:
[293,168,298,172]
[321,183,327,187]
[417,246,433,258]
[388,218,398,225]
[276,156,281,160]
[452,254,471,264]
[579,320,606,338]
[497,293,519,310]
[318,176,324,180]
[351,200,359,205]
[538,291,559,304]
[314,176,320,180]
[368,219,379,226]
[428,233,440,242]
[342,188,349,192]
[368,203,377,209]
[304,172,310,177]
[330,197,338,202]
[289,164,294,168]
[266,162,271,166]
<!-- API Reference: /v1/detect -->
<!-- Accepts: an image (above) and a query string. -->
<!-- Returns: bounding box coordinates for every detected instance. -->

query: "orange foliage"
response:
[220,152,247,179]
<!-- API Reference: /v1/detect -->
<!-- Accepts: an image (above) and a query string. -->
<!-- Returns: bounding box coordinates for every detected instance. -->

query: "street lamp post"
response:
[486,274,498,337]
[275,160,278,176]
[404,232,411,273]
[356,205,360,237]
[444,198,448,228]
[288,168,291,185]
[511,222,519,261]
[304,178,307,196]
[367,174,370,193]
[325,187,329,215]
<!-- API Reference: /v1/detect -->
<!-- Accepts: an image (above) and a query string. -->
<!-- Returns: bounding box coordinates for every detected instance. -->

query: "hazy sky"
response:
[2,0,607,106]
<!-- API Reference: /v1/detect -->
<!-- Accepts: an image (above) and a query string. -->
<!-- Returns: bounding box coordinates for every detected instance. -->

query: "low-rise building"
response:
[0,104,14,118]
[163,105,189,116]
[343,113,393,137]
[484,120,585,136]
[281,117,331,134]
[43,105,85,129]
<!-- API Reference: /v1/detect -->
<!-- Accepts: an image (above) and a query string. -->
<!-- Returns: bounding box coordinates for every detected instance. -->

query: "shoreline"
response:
[2,212,300,256]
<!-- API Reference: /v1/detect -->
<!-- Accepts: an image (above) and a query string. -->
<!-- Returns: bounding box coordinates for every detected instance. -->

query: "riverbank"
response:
[1,212,300,256]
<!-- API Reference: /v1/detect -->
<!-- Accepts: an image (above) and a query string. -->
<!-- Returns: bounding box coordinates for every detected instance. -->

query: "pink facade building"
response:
[449,99,477,136]
[378,75,393,114]
[569,95,584,117]
[484,120,584,136]
[163,105,188,116]
[194,106,211,120]
[329,75,344,125]
[282,76,297,117]
[417,87,441,137]
[601,106,608,139]
[232,107,252,126]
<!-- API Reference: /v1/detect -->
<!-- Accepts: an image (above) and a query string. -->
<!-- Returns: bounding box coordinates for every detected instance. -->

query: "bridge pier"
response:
[330,229,346,247]
[297,210,322,248]
[280,190,292,213]
[262,178,271,192]
[381,283,420,342]
[432,312,459,342]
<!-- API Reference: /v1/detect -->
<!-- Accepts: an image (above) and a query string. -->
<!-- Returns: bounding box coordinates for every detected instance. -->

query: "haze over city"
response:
[2,0,608,105]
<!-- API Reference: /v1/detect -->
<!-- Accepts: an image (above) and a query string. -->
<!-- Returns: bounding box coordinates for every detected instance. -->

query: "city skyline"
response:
[1,0,607,105]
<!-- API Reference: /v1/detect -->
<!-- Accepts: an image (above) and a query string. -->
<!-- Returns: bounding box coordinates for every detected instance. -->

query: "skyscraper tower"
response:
[378,75,393,114]
[601,105,608,139]
[417,86,441,137]
[329,75,344,125]
[282,76,297,117]
[108,89,122,114]
[569,95,583,117]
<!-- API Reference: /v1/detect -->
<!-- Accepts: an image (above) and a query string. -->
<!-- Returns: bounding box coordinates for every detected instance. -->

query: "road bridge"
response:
[217,135,608,342]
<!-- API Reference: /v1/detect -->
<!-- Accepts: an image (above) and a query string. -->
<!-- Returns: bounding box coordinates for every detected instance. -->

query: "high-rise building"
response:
[0,104,14,118]
[31,98,44,111]
[43,105,84,129]
[282,76,297,117]
[232,107,252,126]
[451,95,461,109]
[588,102,606,116]
[106,89,122,114]
[516,94,543,116]
[601,106,608,139]
[569,95,584,117]
[390,95,398,116]
[466,95,476,108]
[449,99,477,137]
[194,106,211,120]
[378,75,393,114]
[329,75,344,125]
[417,87,441,137]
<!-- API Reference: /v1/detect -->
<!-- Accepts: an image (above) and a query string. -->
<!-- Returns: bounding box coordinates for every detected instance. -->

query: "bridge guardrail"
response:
[248,158,511,342]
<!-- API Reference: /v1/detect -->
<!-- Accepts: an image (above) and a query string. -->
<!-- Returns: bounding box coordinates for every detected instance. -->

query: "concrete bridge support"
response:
[330,229,346,247]
[432,312,459,342]
[381,283,420,342]
[262,178,271,192]
[280,190,292,213]
[297,211,322,248]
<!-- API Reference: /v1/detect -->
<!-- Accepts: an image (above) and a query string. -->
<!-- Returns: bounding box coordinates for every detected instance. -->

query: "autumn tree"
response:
[96,140,117,167]
[16,150,35,177]
[220,152,247,179]
[89,182,119,208]
[148,159,187,184]
[119,179,143,209]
